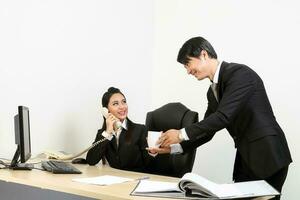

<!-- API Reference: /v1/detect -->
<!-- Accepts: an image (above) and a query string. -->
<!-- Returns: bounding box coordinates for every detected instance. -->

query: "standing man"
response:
[153,37,292,199]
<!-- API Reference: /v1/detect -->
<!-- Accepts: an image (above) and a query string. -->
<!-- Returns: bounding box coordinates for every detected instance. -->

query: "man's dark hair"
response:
[177,37,218,65]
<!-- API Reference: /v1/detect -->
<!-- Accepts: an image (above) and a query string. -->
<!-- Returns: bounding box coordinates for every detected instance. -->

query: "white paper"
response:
[72,175,133,186]
[147,131,162,148]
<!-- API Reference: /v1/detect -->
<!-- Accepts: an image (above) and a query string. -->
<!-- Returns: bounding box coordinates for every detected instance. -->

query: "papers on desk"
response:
[131,172,279,199]
[72,175,133,186]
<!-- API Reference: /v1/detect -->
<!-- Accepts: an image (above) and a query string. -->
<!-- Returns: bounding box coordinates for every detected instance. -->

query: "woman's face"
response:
[107,93,128,122]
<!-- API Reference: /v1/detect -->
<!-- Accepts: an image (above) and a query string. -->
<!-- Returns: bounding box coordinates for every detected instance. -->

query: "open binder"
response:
[130,173,279,199]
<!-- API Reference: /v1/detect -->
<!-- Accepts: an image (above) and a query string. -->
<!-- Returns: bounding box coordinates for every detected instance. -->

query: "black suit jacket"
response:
[86,122,153,173]
[181,61,292,178]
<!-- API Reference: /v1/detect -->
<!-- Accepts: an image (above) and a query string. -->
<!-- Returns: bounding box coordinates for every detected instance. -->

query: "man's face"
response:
[184,55,209,80]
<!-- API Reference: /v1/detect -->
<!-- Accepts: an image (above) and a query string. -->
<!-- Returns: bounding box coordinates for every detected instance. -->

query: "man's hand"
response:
[157,129,181,148]
[146,146,171,154]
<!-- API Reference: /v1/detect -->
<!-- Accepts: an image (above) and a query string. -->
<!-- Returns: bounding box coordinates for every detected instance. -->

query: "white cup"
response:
[147,131,162,148]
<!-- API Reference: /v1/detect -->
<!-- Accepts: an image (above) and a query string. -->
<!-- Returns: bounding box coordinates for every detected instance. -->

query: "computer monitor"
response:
[9,106,33,170]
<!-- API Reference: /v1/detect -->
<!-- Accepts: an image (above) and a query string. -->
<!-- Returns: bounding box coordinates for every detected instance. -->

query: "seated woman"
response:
[86,87,153,173]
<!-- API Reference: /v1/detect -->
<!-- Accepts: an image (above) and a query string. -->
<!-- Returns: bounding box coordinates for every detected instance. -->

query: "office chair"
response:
[146,102,198,178]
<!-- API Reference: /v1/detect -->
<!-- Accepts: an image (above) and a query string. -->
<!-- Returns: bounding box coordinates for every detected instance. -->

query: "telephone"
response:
[43,137,106,160]
[101,107,122,130]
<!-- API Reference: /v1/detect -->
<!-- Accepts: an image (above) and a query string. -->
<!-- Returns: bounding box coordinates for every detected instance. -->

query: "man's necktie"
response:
[211,83,218,102]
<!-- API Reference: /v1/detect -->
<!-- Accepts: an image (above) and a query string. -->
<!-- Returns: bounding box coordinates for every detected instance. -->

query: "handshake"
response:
[146,129,183,154]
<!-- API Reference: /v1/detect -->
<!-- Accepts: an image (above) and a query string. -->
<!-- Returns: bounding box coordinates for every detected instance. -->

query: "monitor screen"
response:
[10,106,32,169]
[18,106,31,162]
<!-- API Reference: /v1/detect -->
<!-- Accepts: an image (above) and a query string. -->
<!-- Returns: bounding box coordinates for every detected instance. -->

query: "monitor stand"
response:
[10,163,33,170]
[9,146,33,170]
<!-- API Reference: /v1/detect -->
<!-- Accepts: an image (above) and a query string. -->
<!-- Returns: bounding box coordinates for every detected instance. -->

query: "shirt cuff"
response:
[148,152,158,157]
[102,131,114,141]
[170,143,183,154]
[180,128,189,140]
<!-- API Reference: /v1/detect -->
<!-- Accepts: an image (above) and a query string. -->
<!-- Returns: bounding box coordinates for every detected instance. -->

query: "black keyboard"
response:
[41,160,82,174]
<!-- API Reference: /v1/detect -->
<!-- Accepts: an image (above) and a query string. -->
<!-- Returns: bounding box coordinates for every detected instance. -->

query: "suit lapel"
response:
[118,128,127,150]
[111,135,118,151]
[207,61,229,107]
[216,61,230,101]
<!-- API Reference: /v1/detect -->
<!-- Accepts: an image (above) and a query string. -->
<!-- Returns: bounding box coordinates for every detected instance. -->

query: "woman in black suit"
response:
[86,87,153,173]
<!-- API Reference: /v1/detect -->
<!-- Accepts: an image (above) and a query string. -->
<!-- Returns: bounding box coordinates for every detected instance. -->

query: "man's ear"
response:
[198,51,205,61]
[201,50,208,60]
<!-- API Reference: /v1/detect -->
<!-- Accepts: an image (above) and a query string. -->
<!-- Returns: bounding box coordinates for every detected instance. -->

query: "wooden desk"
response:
[0,164,179,200]
[0,164,273,200]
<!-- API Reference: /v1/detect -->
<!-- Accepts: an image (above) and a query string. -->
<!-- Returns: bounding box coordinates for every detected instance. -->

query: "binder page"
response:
[217,180,279,198]
[133,180,180,193]
[179,173,219,197]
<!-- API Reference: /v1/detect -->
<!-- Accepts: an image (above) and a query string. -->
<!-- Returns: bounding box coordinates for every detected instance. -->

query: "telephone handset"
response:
[43,137,107,160]
[101,107,122,130]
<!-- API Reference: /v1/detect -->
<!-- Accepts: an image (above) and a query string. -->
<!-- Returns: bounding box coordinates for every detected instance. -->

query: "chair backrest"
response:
[145,102,198,177]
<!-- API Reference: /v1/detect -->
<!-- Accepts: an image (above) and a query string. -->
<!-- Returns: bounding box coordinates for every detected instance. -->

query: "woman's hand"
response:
[105,113,119,134]
[146,147,171,154]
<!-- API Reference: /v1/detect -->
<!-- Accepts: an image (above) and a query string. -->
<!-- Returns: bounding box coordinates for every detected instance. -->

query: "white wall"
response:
[0,0,153,157]
[0,0,298,199]
[153,0,299,199]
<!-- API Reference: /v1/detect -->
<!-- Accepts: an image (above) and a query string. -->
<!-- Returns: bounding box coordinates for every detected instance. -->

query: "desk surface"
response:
[0,164,179,200]
[0,163,272,200]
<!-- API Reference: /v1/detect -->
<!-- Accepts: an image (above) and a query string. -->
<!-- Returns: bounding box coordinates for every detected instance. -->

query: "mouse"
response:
[71,158,88,164]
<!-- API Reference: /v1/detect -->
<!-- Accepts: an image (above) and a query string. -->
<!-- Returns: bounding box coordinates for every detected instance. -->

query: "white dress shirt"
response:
[102,119,127,147]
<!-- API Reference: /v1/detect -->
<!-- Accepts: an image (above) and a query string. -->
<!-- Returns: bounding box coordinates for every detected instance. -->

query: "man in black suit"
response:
[153,37,292,199]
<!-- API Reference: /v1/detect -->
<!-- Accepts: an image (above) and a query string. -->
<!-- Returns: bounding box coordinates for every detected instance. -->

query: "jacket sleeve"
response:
[181,94,216,152]
[186,66,257,141]
[86,129,110,165]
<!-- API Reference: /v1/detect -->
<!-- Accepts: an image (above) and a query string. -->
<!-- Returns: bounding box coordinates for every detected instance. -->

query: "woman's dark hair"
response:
[101,87,133,143]
[177,36,218,65]
[102,87,125,108]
